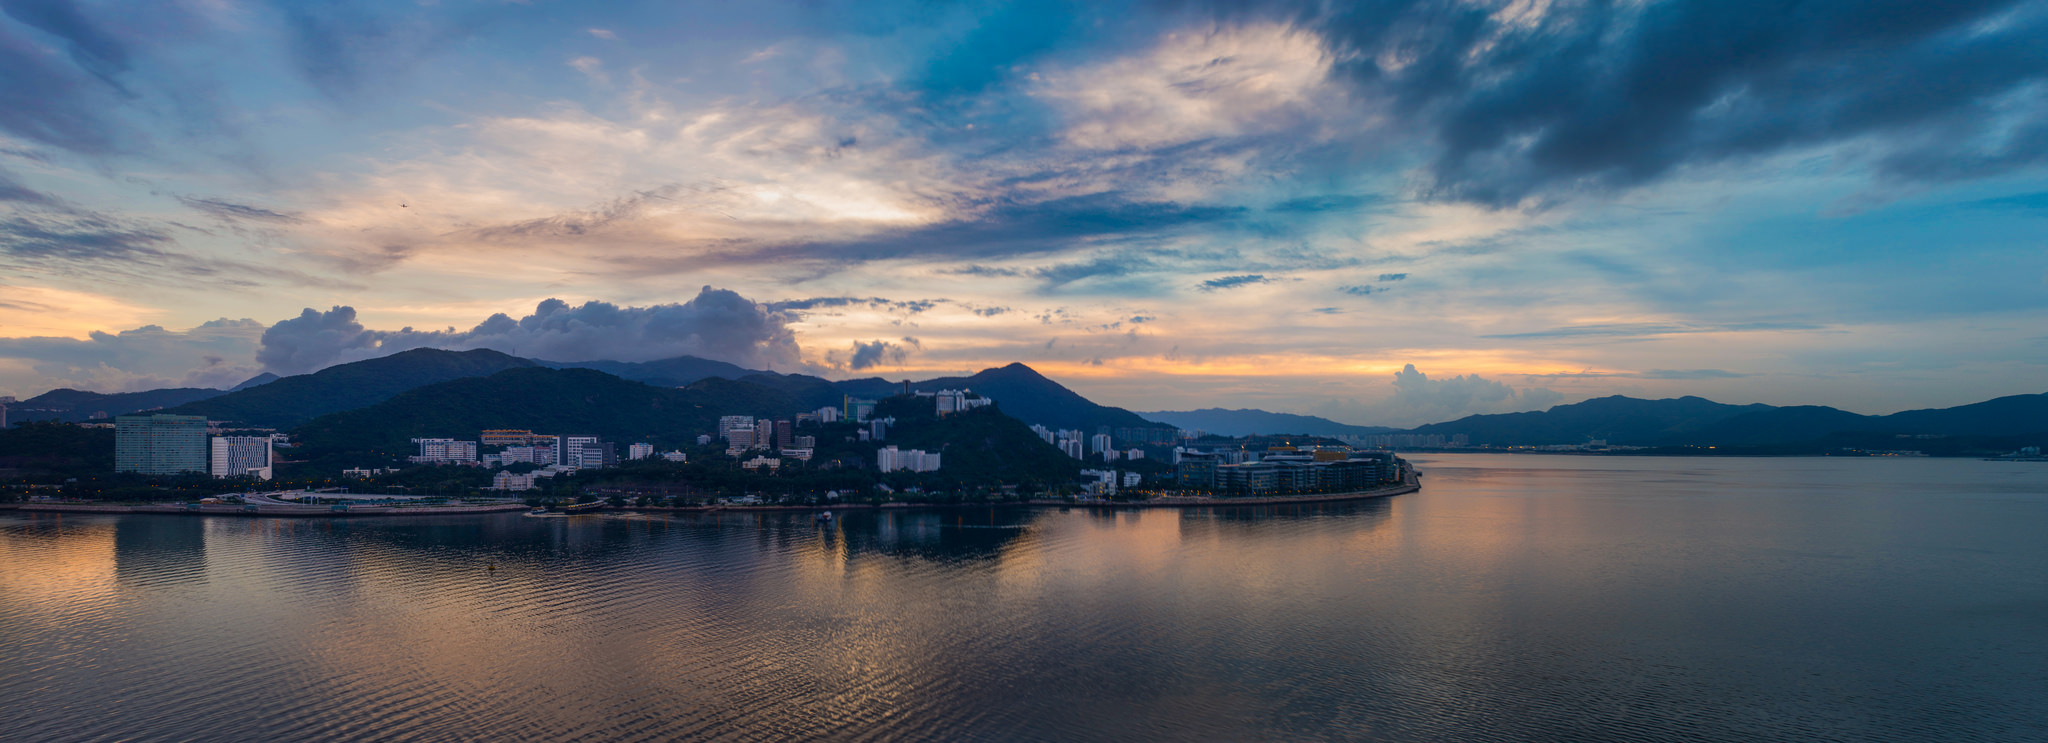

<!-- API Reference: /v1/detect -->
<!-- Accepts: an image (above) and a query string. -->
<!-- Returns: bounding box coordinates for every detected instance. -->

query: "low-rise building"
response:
[410,438,478,464]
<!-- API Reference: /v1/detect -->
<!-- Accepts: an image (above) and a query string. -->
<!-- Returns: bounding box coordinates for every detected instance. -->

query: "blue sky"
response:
[1,0,2044,426]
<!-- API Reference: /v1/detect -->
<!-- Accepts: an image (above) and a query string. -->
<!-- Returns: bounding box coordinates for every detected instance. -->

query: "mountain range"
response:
[1138,408,1402,438]
[5,348,2044,455]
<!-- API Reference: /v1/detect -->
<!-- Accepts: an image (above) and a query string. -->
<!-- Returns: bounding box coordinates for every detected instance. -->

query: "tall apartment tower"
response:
[211,436,274,480]
[115,414,209,475]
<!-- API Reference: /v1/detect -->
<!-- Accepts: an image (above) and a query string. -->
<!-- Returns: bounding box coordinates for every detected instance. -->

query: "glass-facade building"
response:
[115,414,209,475]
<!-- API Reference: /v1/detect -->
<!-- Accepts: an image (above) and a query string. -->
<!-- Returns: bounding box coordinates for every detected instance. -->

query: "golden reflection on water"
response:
[8,456,2048,743]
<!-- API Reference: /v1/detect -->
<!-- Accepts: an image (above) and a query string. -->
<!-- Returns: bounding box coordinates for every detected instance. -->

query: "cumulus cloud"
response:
[1320,364,1564,428]
[0,318,266,395]
[256,286,804,375]
[844,339,909,371]
[1388,364,1562,423]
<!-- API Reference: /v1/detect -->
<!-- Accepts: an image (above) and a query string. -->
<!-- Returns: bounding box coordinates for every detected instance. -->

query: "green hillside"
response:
[289,366,807,460]
[866,395,1082,487]
[169,348,536,428]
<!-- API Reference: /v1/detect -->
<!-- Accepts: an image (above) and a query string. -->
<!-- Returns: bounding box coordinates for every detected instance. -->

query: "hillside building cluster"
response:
[114,414,278,480]
[1171,447,1401,496]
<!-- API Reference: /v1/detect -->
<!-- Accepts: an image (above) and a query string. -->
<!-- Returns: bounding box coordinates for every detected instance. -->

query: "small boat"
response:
[561,501,606,514]
[529,507,547,515]
[815,511,833,522]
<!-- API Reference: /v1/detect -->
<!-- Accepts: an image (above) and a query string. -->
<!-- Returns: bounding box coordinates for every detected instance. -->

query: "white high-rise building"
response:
[814,406,841,423]
[878,445,941,473]
[560,436,599,468]
[1091,433,1113,455]
[210,436,273,480]
[1031,424,1055,444]
[1060,439,1085,459]
[628,442,655,460]
[410,438,478,464]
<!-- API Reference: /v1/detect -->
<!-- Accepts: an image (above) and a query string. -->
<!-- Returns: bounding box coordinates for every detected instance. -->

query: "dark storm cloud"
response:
[256,287,805,374]
[1211,0,2048,206]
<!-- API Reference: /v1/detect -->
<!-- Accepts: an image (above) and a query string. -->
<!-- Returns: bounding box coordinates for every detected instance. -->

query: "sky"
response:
[0,0,2044,427]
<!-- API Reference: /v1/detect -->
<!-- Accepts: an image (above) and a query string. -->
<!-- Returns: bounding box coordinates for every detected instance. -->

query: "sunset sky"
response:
[2,0,2044,426]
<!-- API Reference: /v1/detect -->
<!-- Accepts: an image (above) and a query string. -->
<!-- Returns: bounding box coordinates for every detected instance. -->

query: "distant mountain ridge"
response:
[1411,393,2048,448]
[8,387,229,424]
[1138,408,1401,438]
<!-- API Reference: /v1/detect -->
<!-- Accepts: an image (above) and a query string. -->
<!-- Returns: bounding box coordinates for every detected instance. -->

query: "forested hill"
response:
[166,348,536,429]
[289,367,810,458]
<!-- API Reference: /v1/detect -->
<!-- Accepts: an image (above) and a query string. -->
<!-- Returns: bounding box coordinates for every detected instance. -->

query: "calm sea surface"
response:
[3,454,2046,742]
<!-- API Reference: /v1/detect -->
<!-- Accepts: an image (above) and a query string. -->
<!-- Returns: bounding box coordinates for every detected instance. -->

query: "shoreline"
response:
[10,502,532,518]
[4,470,1421,518]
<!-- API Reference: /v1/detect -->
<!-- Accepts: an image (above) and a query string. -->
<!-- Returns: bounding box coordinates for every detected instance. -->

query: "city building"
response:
[1122,471,1142,488]
[559,437,615,469]
[877,445,941,473]
[410,438,478,464]
[775,419,794,449]
[1125,448,1145,460]
[501,445,552,465]
[1060,438,1085,459]
[1079,469,1117,496]
[843,396,877,422]
[718,416,754,440]
[210,436,273,480]
[741,456,781,471]
[1173,451,1224,489]
[920,389,993,416]
[814,405,841,423]
[491,471,539,491]
[1210,454,1396,496]
[870,417,891,441]
[1031,424,1055,445]
[481,429,539,447]
[661,451,688,462]
[1091,433,1113,455]
[628,442,655,460]
[116,414,209,475]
